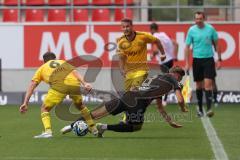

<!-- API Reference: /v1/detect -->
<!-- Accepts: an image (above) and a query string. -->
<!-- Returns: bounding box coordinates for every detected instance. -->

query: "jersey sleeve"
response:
[143,32,158,43]
[185,28,193,46]
[212,27,218,41]
[32,66,43,84]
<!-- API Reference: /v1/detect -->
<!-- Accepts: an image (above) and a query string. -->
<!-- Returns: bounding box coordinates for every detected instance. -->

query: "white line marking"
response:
[201,115,229,160]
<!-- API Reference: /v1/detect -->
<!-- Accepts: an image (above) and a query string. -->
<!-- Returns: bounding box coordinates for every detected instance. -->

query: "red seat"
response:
[115,0,133,5]
[73,0,88,5]
[25,0,45,5]
[3,9,18,22]
[3,0,22,5]
[48,9,66,22]
[92,0,111,5]
[25,9,44,22]
[114,8,133,21]
[73,9,88,21]
[48,0,68,5]
[92,9,110,21]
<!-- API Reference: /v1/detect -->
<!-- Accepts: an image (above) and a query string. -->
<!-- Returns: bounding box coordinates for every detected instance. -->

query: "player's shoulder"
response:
[136,31,151,36]
[116,34,126,43]
[188,24,198,31]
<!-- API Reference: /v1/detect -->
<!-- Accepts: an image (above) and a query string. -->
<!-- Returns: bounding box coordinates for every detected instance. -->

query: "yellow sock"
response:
[80,107,95,128]
[41,112,52,133]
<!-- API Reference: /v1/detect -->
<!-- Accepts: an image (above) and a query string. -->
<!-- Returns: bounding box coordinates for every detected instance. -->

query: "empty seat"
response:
[92,0,111,5]
[25,0,45,5]
[25,9,44,22]
[114,8,133,21]
[3,9,18,22]
[3,0,22,5]
[48,9,66,22]
[73,9,88,21]
[73,0,88,5]
[115,0,133,5]
[48,0,68,5]
[92,9,110,21]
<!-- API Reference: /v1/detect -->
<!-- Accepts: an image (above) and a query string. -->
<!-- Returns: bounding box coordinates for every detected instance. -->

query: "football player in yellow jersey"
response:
[19,52,97,138]
[117,18,166,122]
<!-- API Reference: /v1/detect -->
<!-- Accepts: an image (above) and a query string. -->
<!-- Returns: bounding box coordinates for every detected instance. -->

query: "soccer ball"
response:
[72,120,89,137]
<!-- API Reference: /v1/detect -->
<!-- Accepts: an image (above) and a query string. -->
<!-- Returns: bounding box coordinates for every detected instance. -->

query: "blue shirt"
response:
[185,23,218,58]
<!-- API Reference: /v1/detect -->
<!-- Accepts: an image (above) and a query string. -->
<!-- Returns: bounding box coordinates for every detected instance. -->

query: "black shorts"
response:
[105,92,152,124]
[192,57,216,81]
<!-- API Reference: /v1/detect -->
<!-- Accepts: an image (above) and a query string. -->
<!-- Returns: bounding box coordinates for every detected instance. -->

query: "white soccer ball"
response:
[72,120,89,137]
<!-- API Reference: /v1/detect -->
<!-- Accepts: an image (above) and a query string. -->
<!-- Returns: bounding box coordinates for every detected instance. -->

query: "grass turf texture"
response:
[0,104,239,160]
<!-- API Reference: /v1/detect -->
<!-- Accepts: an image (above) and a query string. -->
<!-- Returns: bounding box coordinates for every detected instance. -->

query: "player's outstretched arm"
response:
[154,39,166,61]
[72,70,92,92]
[156,99,182,128]
[175,90,189,112]
[19,81,38,114]
[184,45,191,71]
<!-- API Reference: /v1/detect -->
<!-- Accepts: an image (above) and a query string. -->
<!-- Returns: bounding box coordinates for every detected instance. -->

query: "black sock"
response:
[196,89,203,113]
[213,89,218,103]
[205,90,213,111]
[71,117,85,128]
[164,94,168,101]
[107,123,135,132]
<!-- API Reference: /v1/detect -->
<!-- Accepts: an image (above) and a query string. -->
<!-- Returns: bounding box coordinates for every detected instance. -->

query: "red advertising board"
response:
[24,24,240,68]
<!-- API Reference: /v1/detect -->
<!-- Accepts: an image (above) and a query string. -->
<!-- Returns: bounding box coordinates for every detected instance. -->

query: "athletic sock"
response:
[196,89,203,113]
[213,89,218,103]
[107,123,134,132]
[205,90,213,111]
[41,112,52,133]
[80,107,95,128]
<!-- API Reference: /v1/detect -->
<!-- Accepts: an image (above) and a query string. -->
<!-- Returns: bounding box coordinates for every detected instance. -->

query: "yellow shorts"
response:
[124,70,148,91]
[43,88,82,109]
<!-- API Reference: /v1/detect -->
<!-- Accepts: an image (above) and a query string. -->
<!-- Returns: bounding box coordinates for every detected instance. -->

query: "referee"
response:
[185,11,222,117]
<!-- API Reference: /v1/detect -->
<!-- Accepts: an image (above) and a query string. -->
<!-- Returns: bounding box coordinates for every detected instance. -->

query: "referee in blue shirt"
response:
[185,11,222,117]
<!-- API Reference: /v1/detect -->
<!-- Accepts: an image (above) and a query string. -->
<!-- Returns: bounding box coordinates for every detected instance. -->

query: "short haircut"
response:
[150,23,158,31]
[194,11,205,19]
[121,18,133,25]
[169,66,185,77]
[43,52,56,63]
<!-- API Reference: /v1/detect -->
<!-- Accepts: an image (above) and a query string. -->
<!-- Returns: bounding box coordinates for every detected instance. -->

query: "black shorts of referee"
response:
[192,57,216,81]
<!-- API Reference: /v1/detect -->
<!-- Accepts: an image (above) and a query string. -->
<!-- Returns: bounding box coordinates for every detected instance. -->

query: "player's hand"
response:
[83,83,92,92]
[19,103,28,114]
[216,60,221,70]
[159,54,166,61]
[169,121,183,128]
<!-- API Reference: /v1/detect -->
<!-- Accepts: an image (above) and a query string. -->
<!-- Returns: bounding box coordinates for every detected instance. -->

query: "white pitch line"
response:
[201,115,229,160]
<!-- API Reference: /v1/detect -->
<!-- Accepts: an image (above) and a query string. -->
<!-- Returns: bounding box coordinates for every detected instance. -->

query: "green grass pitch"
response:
[0,104,239,160]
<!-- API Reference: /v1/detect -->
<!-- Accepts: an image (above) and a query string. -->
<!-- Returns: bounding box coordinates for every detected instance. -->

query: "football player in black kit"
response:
[61,66,189,137]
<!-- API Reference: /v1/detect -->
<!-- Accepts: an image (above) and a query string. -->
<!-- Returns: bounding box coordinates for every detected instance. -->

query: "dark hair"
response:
[43,52,56,62]
[150,23,158,31]
[169,66,185,77]
[194,11,205,19]
[121,18,133,25]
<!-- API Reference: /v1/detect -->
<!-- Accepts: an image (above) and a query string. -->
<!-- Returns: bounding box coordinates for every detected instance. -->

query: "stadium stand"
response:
[3,9,18,22]
[115,0,133,5]
[25,9,44,22]
[73,0,89,5]
[92,0,111,5]
[25,0,45,6]
[92,9,110,21]
[48,0,68,6]
[114,8,133,21]
[48,9,66,22]
[73,9,88,21]
[3,0,20,5]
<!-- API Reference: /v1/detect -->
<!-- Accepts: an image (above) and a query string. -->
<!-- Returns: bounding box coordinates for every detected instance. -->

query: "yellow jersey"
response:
[117,31,157,73]
[32,60,80,87]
